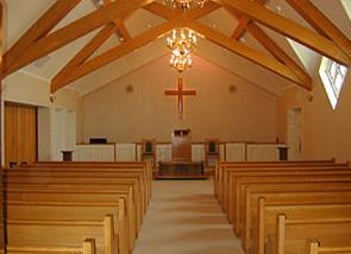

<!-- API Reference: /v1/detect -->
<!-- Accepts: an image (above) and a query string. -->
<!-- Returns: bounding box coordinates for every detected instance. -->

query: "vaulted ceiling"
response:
[3,0,351,96]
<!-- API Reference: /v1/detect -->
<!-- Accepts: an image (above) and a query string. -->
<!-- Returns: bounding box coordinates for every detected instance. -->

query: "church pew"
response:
[254,197,351,254]
[226,168,351,224]
[5,187,137,250]
[271,215,351,254]
[27,161,152,202]
[236,175,351,230]
[7,200,128,254]
[7,238,96,254]
[307,239,351,254]
[5,168,148,215]
[222,163,350,213]
[7,215,116,254]
[238,178,351,234]
[214,159,336,200]
[228,169,351,226]
[239,181,351,251]
[5,174,144,227]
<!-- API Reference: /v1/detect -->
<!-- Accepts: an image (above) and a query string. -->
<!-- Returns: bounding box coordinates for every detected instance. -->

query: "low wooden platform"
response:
[154,174,208,180]
[156,161,207,180]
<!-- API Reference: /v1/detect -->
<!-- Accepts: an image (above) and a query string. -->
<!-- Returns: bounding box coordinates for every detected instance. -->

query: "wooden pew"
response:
[5,168,148,218]
[5,186,136,251]
[230,170,351,227]
[7,200,128,254]
[240,181,351,252]
[224,164,350,215]
[271,215,351,254]
[7,238,96,254]
[255,197,351,254]
[26,161,152,203]
[7,216,115,254]
[306,239,351,254]
[5,174,144,230]
[214,159,336,201]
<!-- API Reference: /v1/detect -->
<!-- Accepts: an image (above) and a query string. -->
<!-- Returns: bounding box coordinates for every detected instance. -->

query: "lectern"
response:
[171,129,191,162]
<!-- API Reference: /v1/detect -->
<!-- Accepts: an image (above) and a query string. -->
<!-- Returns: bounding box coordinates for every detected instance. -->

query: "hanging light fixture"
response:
[164,0,207,12]
[166,28,197,73]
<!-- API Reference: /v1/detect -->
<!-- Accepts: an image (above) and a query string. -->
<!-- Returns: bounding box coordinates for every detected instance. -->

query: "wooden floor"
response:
[133,179,243,254]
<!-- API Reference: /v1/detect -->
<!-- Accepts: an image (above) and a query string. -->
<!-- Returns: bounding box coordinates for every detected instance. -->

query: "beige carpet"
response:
[133,179,244,254]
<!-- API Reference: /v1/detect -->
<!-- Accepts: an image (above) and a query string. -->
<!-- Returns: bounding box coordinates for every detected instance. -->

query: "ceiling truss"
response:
[2,0,351,93]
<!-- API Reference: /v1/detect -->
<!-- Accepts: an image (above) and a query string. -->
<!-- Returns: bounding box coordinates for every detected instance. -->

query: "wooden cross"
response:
[165,78,196,119]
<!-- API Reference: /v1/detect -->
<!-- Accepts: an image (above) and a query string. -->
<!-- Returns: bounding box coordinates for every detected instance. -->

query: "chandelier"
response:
[166,28,197,73]
[164,0,207,12]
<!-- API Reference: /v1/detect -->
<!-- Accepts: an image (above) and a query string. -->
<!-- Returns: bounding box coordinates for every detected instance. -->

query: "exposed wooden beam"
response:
[143,1,221,21]
[143,2,178,19]
[247,22,312,89]
[231,17,250,40]
[219,0,351,66]
[3,0,81,73]
[2,0,153,77]
[51,23,119,93]
[188,21,310,89]
[53,19,181,89]
[51,2,222,90]
[116,20,132,42]
[228,0,266,40]
[286,0,351,62]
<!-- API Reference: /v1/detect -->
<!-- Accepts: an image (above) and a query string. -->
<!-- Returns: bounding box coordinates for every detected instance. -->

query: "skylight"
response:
[319,57,348,109]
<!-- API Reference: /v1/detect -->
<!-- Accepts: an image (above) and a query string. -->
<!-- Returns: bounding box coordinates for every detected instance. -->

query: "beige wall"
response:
[277,67,351,162]
[78,55,277,143]
[3,71,79,109]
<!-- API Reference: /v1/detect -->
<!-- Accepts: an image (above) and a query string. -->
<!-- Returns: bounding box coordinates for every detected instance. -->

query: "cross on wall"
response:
[164,78,197,120]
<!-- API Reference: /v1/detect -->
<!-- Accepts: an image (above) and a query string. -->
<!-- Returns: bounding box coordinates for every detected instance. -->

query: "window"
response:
[319,57,348,109]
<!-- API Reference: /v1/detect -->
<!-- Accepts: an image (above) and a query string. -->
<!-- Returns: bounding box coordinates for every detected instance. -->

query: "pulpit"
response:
[157,129,206,179]
[171,129,191,162]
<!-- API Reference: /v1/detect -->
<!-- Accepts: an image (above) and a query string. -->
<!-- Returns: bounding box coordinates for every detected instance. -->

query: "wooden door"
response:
[5,103,37,167]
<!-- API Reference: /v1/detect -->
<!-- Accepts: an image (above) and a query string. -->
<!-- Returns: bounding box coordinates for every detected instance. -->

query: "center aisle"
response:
[133,179,244,254]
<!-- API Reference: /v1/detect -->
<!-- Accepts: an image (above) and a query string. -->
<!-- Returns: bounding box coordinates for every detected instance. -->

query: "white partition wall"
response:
[192,144,205,162]
[73,144,115,161]
[116,143,136,161]
[156,144,172,162]
[246,144,282,161]
[225,143,246,161]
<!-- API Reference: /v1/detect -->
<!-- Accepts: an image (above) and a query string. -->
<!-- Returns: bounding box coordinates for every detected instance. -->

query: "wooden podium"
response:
[171,129,191,162]
[157,129,206,179]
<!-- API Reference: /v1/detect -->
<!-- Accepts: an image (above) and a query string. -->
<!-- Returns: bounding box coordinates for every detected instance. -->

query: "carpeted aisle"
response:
[133,179,244,254]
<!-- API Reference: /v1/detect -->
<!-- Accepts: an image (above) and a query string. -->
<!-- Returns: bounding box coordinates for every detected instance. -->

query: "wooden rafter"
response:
[231,17,250,40]
[188,21,306,88]
[3,0,81,74]
[220,0,351,66]
[2,0,152,77]
[286,0,351,62]
[225,3,311,89]
[51,2,221,91]
[51,23,119,93]
[246,22,312,89]
[52,19,180,89]
[229,0,266,40]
